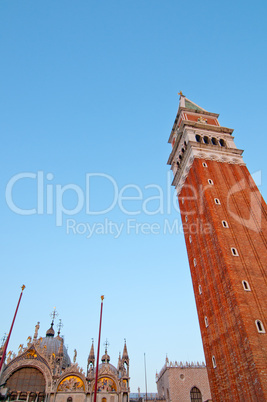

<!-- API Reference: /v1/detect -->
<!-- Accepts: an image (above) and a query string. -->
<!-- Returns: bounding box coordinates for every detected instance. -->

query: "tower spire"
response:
[122,339,129,361]
[87,339,95,374]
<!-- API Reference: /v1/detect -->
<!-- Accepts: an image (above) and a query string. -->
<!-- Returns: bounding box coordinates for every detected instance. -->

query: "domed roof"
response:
[46,324,55,337]
[38,336,71,368]
[98,362,118,375]
[101,349,110,363]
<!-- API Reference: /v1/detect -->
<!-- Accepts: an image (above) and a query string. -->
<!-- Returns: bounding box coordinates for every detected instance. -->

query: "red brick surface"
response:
[178,159,267,401]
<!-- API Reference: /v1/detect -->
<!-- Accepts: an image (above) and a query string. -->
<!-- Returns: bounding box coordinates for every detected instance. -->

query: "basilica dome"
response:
[38,334,71,369]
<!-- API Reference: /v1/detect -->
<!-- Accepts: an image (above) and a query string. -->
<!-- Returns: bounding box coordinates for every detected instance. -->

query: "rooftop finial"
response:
[1,334,7,348]
[50,307,58,325]
[178,91,185,98]
[57,319,63,337]
[104,339,109,353]
[46,308,58,337]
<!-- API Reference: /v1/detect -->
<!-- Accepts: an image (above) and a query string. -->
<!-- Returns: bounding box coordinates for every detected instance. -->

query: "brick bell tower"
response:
[168,93,267,401]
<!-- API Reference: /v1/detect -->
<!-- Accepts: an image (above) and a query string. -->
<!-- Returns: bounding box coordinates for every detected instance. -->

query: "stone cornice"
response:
[179,107,219,118]
[167,133,182,165]
[179,120,233,135]
[171,145,245,194]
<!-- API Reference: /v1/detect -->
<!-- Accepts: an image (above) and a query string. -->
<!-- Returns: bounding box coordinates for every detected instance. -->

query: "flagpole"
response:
[94,295,104,402]
[0,285,26,373]
[144,353,148,402]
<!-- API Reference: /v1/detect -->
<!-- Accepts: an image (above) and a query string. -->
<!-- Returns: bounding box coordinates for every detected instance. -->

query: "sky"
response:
[1,0,267,394]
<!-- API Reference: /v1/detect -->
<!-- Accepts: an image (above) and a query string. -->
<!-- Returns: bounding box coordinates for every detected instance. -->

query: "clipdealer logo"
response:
[5,170,262,237]
[5,171,180,226]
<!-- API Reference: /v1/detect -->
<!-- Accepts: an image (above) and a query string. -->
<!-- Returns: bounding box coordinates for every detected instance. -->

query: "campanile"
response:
[168,94,267,401]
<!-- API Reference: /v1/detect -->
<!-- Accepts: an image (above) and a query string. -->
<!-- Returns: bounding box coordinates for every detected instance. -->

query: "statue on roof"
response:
[34,322,40,339]
[73,349,77,363]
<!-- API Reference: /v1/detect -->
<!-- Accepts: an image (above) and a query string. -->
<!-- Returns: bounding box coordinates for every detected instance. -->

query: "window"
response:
[256,320,265,333]
[182,198,184,204]
[185,215,188,222]
[193,258,197,266]
[29,394,37,402]
[199,285,202,294]
[205,316,209,327]
[211,137,218,145]
[203,136,209,144]
[190,386,202,401]
[242,280,251,291]
[222,220,229,228]
[208,179,214,185]
[231,247,239,256]
[212,356,217,368]
[181,147,185,153]
[219,138,226,147]
[202,162,208,167]
[214,198,220,204]
[189,235,192,243]
[196,134,202,143]
[37,394,45,402]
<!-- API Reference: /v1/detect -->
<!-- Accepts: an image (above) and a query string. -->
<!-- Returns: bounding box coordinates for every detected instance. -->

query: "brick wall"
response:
[178,159,267,401]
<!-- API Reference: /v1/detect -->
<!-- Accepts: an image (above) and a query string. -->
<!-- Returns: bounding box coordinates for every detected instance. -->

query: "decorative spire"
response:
[50,307,58,324]
[122,339,129,360]
[58,337,64,356]
[101,339,110,363]
[46,307,58,337]
[57,319,63,337]
[88,339,95,361]
[1,334,7,348]
[87,339,95,374]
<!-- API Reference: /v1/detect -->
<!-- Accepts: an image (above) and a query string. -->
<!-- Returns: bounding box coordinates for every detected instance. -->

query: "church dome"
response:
[98,362,117,375]
[38,335,71,368]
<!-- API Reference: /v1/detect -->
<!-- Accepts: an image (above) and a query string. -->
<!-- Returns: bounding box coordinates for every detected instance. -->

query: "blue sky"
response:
[1,0,267,393]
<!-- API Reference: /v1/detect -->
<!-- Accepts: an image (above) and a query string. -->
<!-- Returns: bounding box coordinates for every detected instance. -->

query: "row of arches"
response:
[9,392,45,402]
[196,134,226,147]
